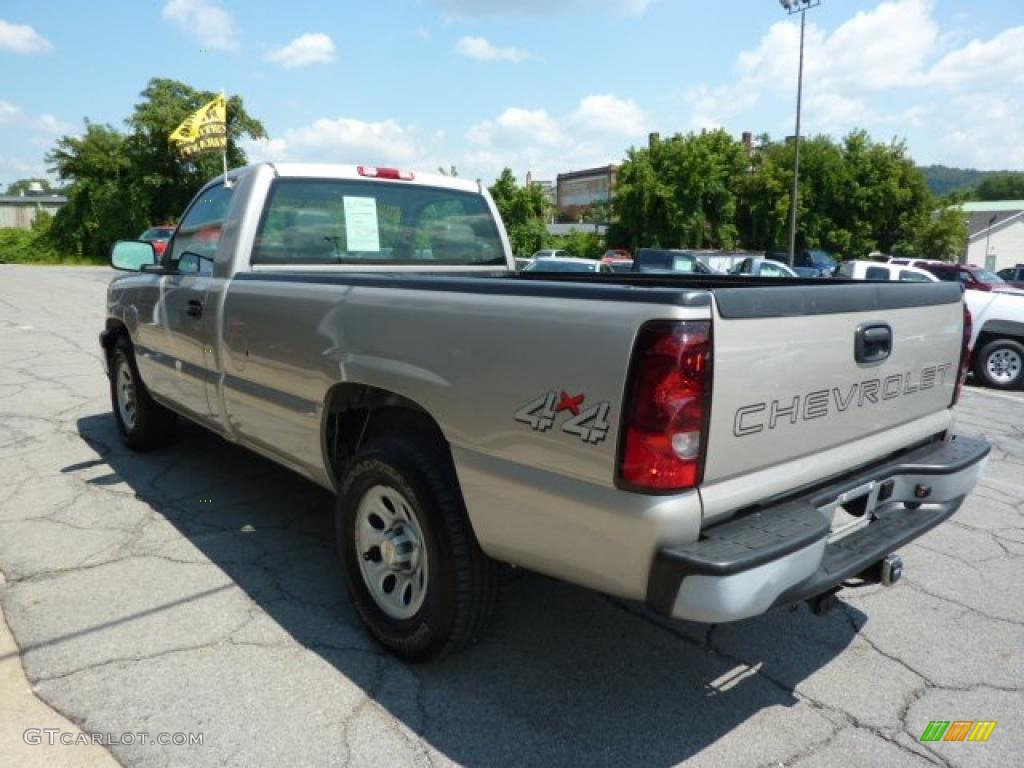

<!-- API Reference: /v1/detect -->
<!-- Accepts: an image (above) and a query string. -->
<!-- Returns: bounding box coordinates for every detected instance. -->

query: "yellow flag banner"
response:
[169,95,227,159]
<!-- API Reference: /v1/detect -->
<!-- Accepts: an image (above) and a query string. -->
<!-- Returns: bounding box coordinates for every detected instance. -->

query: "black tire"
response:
[337,434,499,661]
[109,336,177,450]
[973,338,1024,390]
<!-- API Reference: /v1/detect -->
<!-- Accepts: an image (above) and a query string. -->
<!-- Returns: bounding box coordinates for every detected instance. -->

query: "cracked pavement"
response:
[0,264,1021,768]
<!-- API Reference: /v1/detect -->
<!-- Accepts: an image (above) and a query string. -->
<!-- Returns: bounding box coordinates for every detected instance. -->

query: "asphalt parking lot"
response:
[1,264,1022,768]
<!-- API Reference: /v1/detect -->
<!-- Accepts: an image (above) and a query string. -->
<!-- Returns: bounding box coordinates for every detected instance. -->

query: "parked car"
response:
[103,162,988,660]
[730,257,798,278]
[531,249,570,260]
[996,265,1024,289]
[792,266,822,278]
[920,263,1017,292]
[525,256,610,273]
[964,289,1024,390]
[603,249,631,260]
[769,249,838,277]
[138,226,176,257]
[598,259,630,274]
[837,261,938,282]
[888,257,943,269]
[600,255,634,273]
[632,248,716,274]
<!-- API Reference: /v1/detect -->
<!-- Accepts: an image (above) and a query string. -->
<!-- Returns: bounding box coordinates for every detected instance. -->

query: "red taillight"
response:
[953,303,972,405]
[357,165,415,181]
[618,320,713,492]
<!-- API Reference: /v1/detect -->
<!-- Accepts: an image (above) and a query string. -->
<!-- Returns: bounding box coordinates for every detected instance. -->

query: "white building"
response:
[962,200,1024,272]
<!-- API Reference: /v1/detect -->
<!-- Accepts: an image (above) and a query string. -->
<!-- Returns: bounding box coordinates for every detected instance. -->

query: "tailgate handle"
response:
[855,323,892,364]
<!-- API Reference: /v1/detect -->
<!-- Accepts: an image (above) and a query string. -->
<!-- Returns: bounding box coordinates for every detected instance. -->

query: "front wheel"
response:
[109,337,177,450]
[974,338,1024,390]
[337,435,499,661]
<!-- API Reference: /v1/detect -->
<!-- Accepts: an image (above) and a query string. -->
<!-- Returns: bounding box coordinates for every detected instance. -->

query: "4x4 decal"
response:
[515,390,611,444]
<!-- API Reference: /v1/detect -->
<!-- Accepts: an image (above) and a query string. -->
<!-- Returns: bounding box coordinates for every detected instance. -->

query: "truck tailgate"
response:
[702,282,964,485]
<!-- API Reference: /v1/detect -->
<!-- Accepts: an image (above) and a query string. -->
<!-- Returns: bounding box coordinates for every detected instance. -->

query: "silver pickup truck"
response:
[102,163,989,660]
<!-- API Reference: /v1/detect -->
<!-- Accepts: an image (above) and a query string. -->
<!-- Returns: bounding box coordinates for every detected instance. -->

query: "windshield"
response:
[526,259,598,273]
[976,269,1005,283]
[808,249,837,268]
[253,179,506,267]
[634,249,707,273]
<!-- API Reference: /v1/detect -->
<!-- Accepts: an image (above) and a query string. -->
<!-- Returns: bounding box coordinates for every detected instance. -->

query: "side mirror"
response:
[111,240,157,272]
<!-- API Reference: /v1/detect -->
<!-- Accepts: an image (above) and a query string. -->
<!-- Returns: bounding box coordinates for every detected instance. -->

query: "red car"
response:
[920,263,1017,292]
[139,226,176,257]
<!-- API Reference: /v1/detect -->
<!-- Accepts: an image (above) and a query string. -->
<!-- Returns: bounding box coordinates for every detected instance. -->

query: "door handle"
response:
[855,323,892,364]
[185,300,203,319]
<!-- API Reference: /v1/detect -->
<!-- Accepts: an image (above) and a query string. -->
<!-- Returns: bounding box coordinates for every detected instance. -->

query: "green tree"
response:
[614,130,748,250]
[556,231,605,259]
[125,78,267,226]
[47,78,266,260]
[5,178,58,196]
[48,122,146,259]
[488,168,552,255]
[974,173,1024,201]
[899,205,967,261]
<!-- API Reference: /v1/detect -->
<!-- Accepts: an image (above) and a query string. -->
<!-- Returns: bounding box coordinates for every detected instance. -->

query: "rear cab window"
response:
[251,179,506,267]
[865,266,891,280]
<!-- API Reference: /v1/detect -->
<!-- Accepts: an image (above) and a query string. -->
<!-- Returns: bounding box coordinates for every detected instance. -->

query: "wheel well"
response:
[975,329,1024,353]
[322,384,449,490]
[101,320,128,368]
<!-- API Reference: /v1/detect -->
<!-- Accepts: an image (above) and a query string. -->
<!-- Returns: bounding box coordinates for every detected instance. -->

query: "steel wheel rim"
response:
[116,360,137,430]
[986,348,1022,384]
[354,485,429,620]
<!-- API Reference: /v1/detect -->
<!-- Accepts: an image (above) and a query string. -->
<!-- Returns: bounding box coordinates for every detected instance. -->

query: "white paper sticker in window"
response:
[343,196,380,252]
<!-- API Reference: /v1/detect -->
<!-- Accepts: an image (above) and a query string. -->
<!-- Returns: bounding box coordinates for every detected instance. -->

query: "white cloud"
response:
[462,95,645,179]
[805,93,872,133]
[0,19,53,54]
[0,100,22,124]
[933,93,1024,170]
[569,95,646,138]
[432,0,651,16]
[244,117,441,170]
[265,33,336,69]
[927,26,1024,90]
[161,0,239,52]
[455,36,530,62]
[685,84,760,131]
[35,114,73,135]
[735,0,938,95]
[468,108,564,147]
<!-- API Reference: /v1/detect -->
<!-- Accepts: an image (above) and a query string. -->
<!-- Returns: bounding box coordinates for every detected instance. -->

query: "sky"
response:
[1,0,1023,189]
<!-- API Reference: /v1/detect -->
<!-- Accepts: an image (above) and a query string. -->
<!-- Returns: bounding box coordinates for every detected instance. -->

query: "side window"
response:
[169,183,234,270]
[760,263,784,277]
[672,255,697,273]
[899,270,928,282]
[931,267,955,282]
[958,271,971,284]
[865,266,890,280]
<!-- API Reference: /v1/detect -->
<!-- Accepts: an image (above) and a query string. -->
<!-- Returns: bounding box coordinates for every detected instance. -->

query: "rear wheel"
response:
[337,434,499,661]
[974,338,1024,390]
[110,336,177,450]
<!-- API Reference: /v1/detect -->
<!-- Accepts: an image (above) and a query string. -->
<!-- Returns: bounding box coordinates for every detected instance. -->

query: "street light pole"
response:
[983,214,997,268]
[780,0,821,268]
